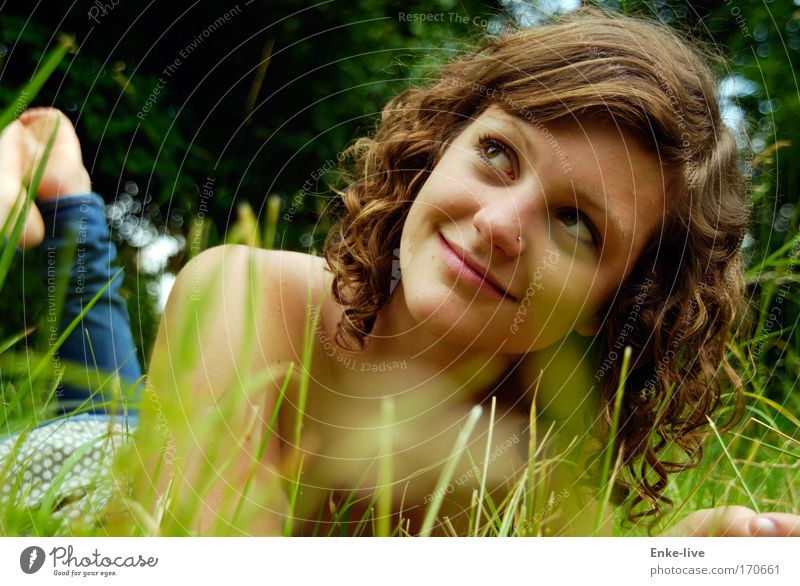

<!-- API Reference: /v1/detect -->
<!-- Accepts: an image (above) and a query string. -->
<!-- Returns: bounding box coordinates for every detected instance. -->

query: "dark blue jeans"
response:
[38,193,143,419]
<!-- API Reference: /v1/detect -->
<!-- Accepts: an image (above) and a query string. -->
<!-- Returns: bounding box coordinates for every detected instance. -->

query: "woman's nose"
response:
[472,188,542,257]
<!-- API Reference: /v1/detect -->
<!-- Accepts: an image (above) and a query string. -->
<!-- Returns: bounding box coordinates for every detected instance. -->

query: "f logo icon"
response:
[20,546,45,574]
[389,247,402,294]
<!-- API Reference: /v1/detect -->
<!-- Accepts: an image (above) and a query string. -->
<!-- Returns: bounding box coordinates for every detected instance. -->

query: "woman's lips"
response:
[438,234,516,301]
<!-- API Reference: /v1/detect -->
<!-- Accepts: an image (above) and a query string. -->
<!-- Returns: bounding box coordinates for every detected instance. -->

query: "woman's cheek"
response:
[506,269,588,350]
[505,290,554,349]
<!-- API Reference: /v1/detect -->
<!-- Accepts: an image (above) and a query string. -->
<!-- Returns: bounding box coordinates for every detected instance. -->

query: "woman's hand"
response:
[0,107,91,248]
[663,505,800,537]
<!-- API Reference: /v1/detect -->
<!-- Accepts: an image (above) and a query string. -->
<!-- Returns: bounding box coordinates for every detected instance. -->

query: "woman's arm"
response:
[142,244,303,535]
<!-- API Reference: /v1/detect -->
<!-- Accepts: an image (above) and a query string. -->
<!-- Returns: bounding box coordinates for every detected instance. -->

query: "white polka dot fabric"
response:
[0,414,136,524]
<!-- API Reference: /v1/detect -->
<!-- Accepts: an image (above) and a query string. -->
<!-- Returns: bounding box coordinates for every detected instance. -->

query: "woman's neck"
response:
[341,284,518,398]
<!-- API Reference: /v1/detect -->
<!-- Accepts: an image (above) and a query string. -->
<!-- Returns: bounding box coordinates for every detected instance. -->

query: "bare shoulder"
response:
[171,244,332,365]
[248,247,332,356]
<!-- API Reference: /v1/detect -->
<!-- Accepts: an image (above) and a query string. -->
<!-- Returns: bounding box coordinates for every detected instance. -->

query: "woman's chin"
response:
[404,283,510,345]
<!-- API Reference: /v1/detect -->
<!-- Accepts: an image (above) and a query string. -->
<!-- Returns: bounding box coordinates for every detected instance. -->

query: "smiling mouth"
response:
[438,234,517,302]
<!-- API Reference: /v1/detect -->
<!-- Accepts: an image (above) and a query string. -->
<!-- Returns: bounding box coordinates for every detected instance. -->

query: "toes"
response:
[7,199,44,249]
[19,108,66,137]
[0,121,28,179]
[20,205,44,248]
[0,118,25,139]
[19,106,61,122]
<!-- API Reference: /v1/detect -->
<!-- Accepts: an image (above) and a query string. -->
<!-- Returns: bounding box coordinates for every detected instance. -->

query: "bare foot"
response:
[19,108,91,202]
[0,119,44,248]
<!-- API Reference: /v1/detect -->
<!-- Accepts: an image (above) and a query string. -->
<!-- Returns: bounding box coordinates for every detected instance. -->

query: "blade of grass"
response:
[27,268,124,384]
[758,229,800,269]
[0,327,35,356]
[33,431,118,531]
[498,474,526,536]
[262,194,280,251]
[419,405,482,537]
[283,276,322,536]
[706,415,760,512]
[524,370,542,534]
[594,444,624,536]
[294,276,321,450]
[0,116,60,291]
[376,396,394,537]
[594,345,631,533]
[442,515,458,537]
[229,361,294,528]
[751,417,800,447]
[283,453,305,536]
[744,391,800,427]
[474,395,496,536]
[0,34,75,132]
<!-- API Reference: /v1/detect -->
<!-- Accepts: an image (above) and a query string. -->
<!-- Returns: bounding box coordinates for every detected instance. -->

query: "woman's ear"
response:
[575,313,602,337]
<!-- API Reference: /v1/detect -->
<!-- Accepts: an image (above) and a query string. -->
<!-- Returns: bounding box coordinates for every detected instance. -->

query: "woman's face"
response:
[398,104,670,353]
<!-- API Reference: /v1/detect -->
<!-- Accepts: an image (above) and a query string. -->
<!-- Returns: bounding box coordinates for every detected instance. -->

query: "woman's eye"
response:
[477,135,515,178]
[558,209,599,249]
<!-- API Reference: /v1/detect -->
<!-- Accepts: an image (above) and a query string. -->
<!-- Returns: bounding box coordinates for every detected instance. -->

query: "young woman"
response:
[2,8,798,536]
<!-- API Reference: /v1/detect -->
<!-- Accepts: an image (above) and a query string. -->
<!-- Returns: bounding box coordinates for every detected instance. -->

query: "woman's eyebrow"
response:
[491,113,628,244]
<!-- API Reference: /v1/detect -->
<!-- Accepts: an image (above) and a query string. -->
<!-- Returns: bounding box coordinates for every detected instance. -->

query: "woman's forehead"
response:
[471,104,663,152]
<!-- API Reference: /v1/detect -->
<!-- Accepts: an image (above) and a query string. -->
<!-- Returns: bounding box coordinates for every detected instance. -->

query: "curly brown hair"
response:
[322,8,751,529]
